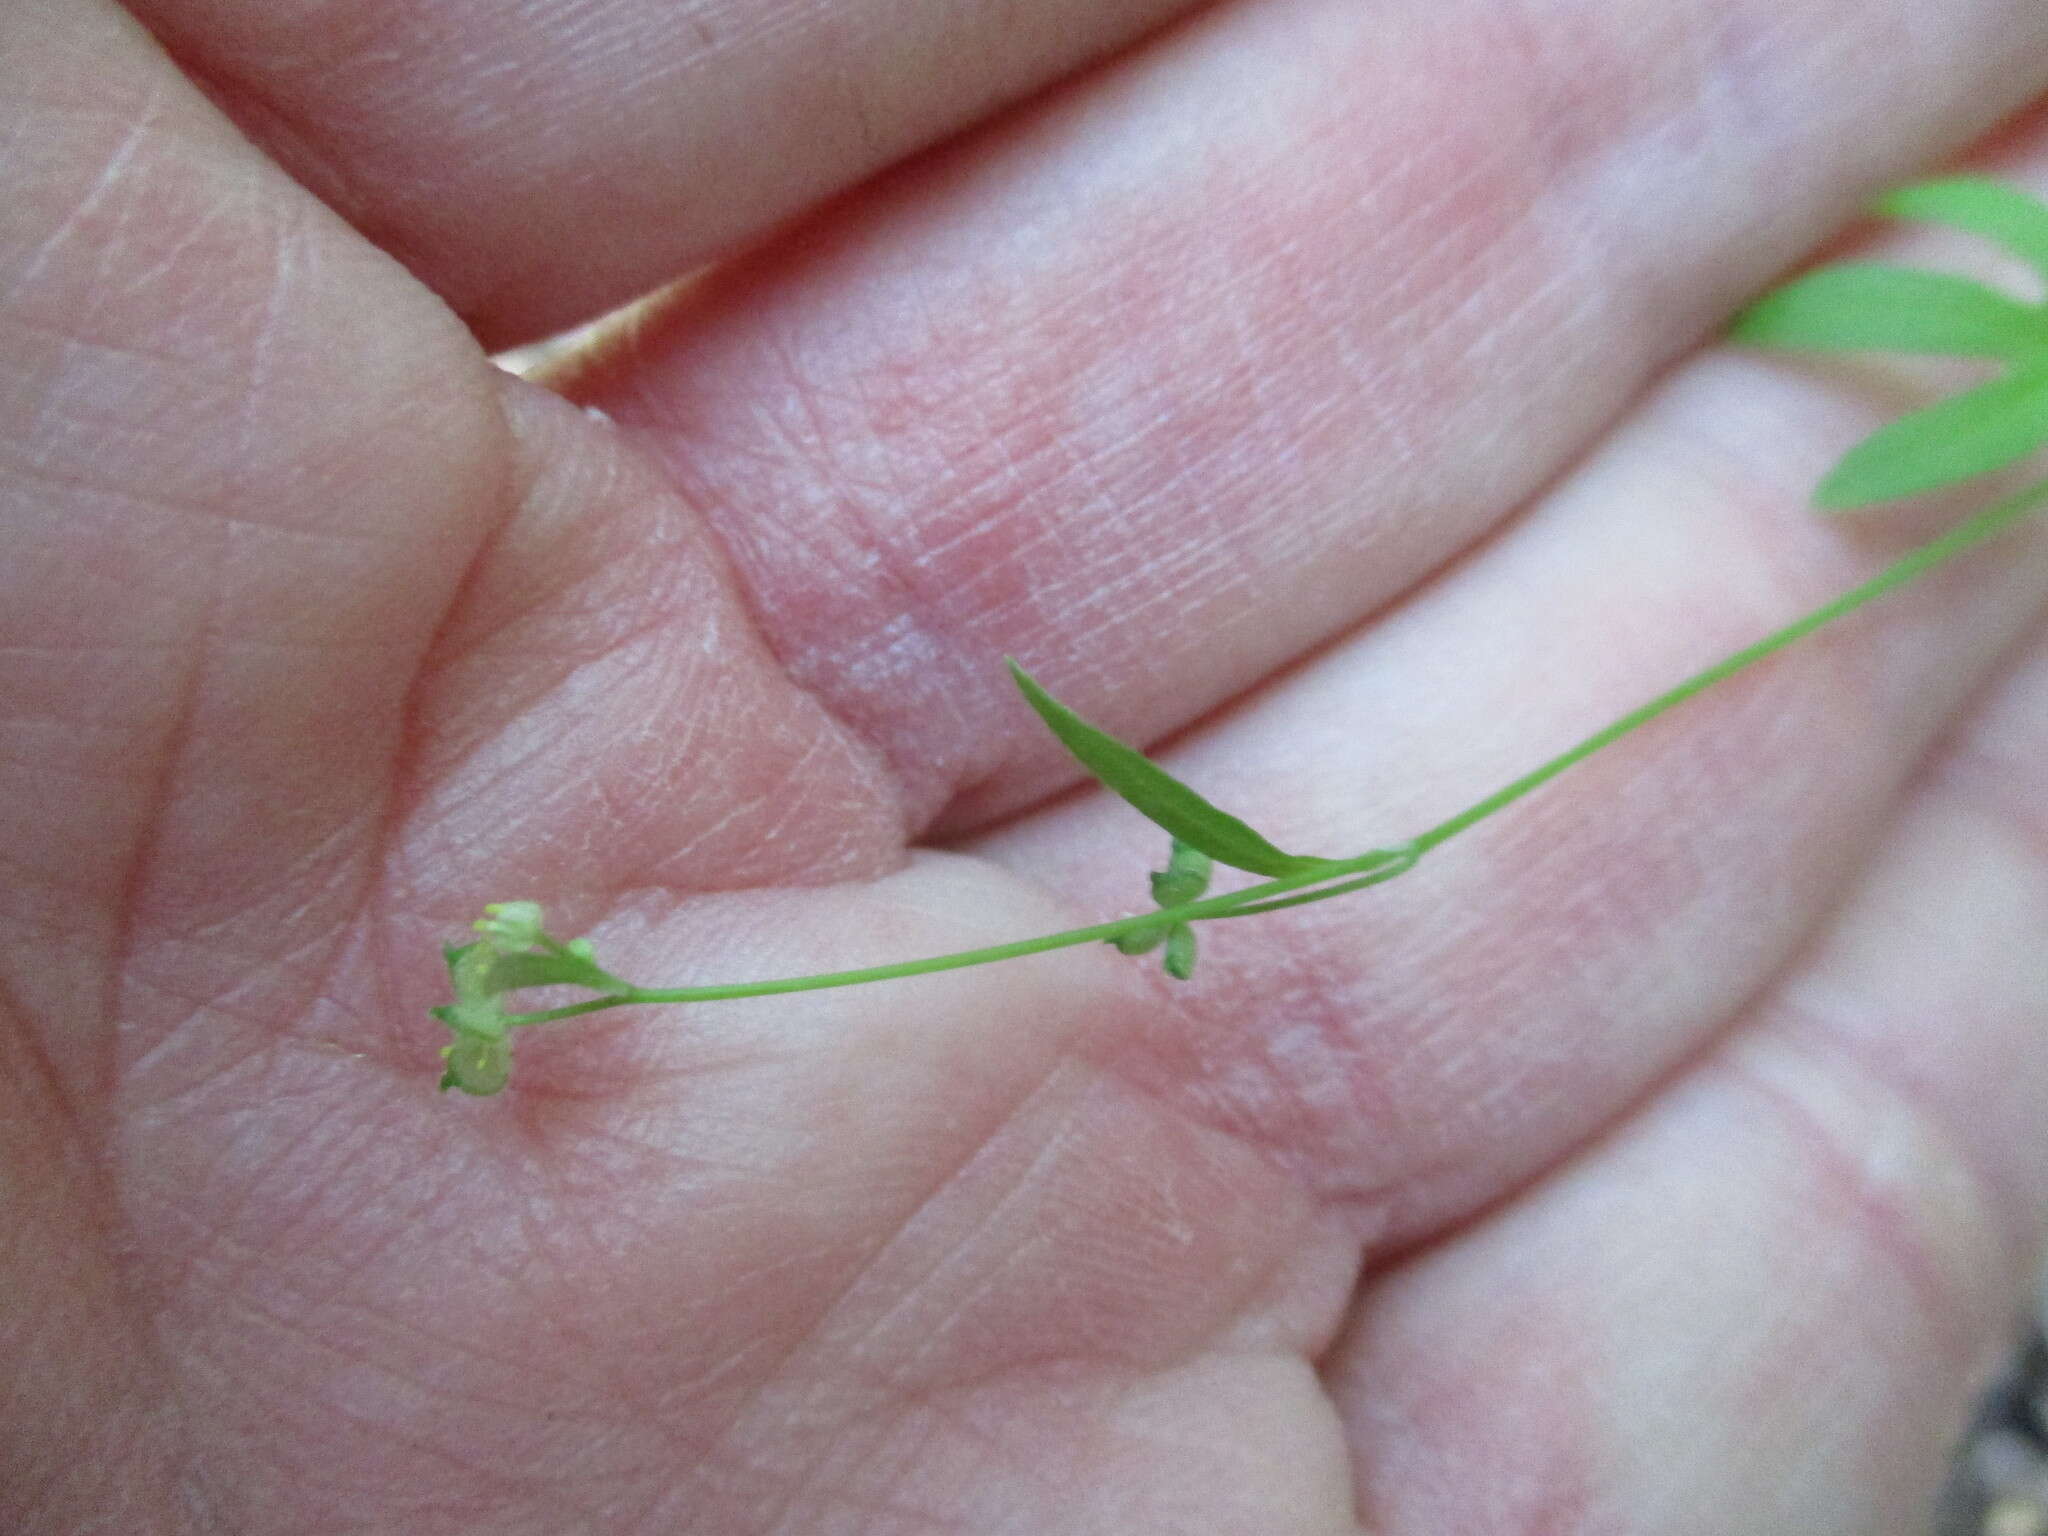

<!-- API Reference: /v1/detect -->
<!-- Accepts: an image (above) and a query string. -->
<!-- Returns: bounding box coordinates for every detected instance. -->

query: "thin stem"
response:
[504,475,2048,1028]
[1407,475,2048,857]
[1211,847,1420,917]
[505,857,1376,1024]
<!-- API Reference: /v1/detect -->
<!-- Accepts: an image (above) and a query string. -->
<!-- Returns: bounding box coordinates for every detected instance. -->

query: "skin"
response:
[4,0,2047,1529]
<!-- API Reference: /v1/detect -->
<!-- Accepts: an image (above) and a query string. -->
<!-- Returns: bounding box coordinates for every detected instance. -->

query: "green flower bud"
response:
[439,1028,512,1096]
[474,901,545,955]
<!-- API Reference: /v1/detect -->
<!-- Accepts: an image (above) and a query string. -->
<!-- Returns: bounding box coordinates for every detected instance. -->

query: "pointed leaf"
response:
[1817,364,2048,509]
[1729,264,2048,360]
[1877,177,2048,292]
[1007,660,1326,877]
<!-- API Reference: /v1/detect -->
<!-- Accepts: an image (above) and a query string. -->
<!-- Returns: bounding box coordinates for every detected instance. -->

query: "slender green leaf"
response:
[1877,177,2048,292]
[1729,264,2048,360]
[1008,660,1326,877]
[1817,364,2048,509]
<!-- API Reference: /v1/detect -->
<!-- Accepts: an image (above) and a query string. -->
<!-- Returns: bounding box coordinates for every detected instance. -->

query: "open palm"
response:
[8,2,2048,1531]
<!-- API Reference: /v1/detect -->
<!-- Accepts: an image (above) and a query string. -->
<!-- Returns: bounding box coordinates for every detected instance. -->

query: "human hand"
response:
[6,2,2047,1531]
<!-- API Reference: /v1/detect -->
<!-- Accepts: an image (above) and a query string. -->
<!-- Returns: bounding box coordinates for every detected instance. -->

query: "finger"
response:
[0,4,501,1514]
[124,0,1207,345]
[0,0,503,1096]
[1,20,1367,1528]
[971,132,2048,1241]
[574,0,2048,833]
[1321,627,2048,1532]
[0,4,896,1118]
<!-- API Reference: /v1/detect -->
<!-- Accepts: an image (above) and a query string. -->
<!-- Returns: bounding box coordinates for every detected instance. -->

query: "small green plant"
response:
[433,176,2048,1096]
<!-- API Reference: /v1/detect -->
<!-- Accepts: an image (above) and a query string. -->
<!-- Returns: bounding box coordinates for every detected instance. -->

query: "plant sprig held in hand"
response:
[432,175,2048,1096]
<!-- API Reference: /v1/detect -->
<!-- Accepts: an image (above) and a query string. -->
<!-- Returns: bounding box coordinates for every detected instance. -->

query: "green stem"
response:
[1211,846,1420,918]
[506,476,2048,1028]
[506,856,1374,1024]
[1408,474,2048,856]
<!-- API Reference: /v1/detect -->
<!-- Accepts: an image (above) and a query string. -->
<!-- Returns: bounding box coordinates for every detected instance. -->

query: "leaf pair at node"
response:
[1111,838,1212,980]
[1008,660,1347,981]
[1731,177,2048,509]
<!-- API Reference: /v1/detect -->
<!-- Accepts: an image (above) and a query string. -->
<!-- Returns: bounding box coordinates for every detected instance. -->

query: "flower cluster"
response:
[431,903,613,1095]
